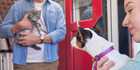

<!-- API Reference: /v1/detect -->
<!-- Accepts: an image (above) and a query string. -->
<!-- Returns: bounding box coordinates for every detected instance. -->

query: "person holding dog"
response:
[0,0,66,70]
[97,0,140,70]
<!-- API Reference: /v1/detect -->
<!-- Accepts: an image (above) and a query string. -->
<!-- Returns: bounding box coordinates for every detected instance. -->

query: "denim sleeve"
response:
[48,6,66,44]
[119,53,140,70]
[0,5,16,38]
[119,60,140,70]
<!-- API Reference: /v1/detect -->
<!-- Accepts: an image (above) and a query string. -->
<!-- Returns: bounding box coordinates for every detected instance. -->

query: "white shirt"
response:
[27,1,47,63]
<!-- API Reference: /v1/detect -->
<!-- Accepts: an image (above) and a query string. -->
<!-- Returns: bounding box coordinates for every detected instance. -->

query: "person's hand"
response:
[17,31,41,46]
[11,14,33,33]
[97,56,115,70]
[43,35,52,44]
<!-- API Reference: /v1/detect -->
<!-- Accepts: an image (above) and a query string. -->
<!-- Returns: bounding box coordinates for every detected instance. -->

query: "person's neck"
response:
[33,0,44,3]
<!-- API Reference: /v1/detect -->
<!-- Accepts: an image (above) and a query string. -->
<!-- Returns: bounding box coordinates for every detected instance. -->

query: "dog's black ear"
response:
[79,28,92,39]
[84,29,92,39]
[76,28,92,48]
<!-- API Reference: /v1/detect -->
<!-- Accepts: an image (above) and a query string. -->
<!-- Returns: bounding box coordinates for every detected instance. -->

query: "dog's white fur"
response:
[71,28,130,70]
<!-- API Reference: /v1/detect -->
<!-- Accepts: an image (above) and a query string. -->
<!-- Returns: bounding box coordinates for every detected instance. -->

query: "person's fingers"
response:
[18,40,26,45]
[18,40,31,46]
[23,14,29,20]
[101,60,115,70]
[19,32,29,36]
[17,36,25,41]
[44,36,52,43]
[97,56,109,68]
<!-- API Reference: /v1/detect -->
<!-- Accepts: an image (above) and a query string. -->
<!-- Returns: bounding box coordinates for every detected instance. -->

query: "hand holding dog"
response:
[97,56,115,70]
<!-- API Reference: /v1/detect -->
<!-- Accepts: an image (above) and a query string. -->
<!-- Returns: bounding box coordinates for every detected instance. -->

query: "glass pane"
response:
[93,0,108,39]
[73,0,92,21]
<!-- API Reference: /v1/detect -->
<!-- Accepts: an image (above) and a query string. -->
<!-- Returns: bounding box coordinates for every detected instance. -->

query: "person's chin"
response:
[133,36,140,43]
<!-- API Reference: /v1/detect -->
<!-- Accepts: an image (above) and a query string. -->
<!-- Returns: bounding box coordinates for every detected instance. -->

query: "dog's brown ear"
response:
[83,30,92,39]
[79,28,92,39]
[76,28,92,48]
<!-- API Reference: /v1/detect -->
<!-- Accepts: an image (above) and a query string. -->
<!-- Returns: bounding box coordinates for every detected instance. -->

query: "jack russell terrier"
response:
[71,28,130,70]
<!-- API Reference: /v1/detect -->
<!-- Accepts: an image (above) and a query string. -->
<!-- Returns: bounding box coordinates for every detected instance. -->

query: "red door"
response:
[58,0,103,70]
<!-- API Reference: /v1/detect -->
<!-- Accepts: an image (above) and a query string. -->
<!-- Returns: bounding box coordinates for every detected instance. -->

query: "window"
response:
[73,0,92,21]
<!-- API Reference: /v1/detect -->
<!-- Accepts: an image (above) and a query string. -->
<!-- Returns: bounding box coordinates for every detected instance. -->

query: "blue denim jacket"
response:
[119,52,140,70]
[0,0,66,64]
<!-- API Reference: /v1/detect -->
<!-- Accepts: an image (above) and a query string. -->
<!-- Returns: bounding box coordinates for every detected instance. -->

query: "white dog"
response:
[71,28,130,70]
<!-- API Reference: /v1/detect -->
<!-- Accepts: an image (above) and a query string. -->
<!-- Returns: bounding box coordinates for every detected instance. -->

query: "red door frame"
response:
[59,0,103,70]
[58,0,73,70]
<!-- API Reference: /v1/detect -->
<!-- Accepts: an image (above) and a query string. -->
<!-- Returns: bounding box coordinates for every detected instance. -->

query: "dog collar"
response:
[93,47,114,70]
